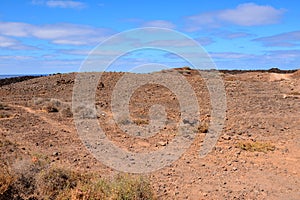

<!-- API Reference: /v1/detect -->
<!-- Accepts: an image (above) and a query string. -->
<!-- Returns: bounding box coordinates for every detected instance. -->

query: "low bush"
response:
[0,164,155,200]
[236,141,275,153]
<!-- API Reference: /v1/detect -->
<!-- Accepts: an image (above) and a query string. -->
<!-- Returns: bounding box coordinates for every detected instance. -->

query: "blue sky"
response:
[0,0,299,74]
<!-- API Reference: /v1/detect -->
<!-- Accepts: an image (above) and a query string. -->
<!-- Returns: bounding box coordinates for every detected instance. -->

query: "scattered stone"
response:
[157,141,167,146]
[53,152,59,156]
[222,134,232,140]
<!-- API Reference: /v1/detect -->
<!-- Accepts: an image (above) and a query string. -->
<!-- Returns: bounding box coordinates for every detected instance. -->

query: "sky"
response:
[0,0,300,74]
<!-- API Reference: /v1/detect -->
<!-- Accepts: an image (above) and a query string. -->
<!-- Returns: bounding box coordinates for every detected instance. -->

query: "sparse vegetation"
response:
[60,107,73,118]
[236,141,275,153]
[134,118,149,125]
[0,103,12,118]
[37,168,78,199]
[33,98,73,117]
[0,164,155,200]
[0,166,14,195]
[290,91,300,95]
[177,67,191,75]
[198,122,209,133]
[73,104,98,119]
[0,112,11,119]
[0,138,15,148]
[43,99,62,113]
[0,103,10,111]
[58,173,155,200]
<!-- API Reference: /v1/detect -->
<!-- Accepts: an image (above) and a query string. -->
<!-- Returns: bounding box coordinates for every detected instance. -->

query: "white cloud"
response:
[218,3,284,26]
[0,35,35,50]
[52,39,88,45]
[210,52,253,59]
[266,50,300,59]
[31,0,44,5]
[32,0,87,9]
[0,22,31,37]
[215,30,254,39]
[253,31,300,47]
[211,50,300,69]
[0,36,18,48]
[186,3,285,31]
[60,49,124,56]
[147,39,195,47]
[0,55,33,60]
[146,37,213,47]
[0,22,113,46]
[46,0,86,9]
[142,20,176,29]
[195,37,214,46]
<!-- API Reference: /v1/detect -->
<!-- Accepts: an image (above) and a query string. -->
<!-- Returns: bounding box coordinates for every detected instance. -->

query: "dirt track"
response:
[0,68,299,199]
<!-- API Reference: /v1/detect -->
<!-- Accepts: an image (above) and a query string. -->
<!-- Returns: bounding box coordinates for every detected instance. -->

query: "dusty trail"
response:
[10,103,75,134]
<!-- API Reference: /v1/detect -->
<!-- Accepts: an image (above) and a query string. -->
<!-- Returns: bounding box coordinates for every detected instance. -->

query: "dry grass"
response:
[37,168,78,199]
[43,99,61,113]
[0,166,14,195]
[0,103,10,111]
[134,119,149,125]
[198,122,209,133]
[0,164,155,200]
[0,103,12,119]
[290,91,300,95]
[33,98,73,117]
[73,104,98,119]
[0,138,15,148]
[236,141,275,153]
[58,174,155,200]
[0,112,11,119]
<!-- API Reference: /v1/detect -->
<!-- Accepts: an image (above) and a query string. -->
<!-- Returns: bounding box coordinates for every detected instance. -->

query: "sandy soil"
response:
[0,68,299,199]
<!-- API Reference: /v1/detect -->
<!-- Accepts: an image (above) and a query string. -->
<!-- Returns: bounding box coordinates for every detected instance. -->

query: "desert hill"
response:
[0,68,299,199]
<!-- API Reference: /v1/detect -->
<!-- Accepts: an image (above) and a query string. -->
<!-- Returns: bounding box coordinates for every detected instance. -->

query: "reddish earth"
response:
[0,68,299,199]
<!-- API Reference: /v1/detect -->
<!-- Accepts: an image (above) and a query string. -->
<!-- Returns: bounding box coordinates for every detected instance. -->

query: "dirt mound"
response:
[291,69,300,78]
[269,73,291,81]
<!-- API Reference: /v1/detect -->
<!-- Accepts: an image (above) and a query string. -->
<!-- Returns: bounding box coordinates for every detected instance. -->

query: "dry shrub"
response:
[0,166,14,195]
[290,91,300,95]
[58,178,108,200]
[0,111,12,119]
[0,103,10,111]
[56,173,155,200]
[134,119,149,125]
[43,99,62,113]
[0,103,12,119]
[198,122,209,133]
[110,174,155,200]
[33,98,51,106]
[0,138,15,148]
[0,159,43,199]
[236,141,275,153]
[10,159,44,199]
[0,163,155,200]
[60,106,73,118]
[37,168,77,199]
[33,98,73,117]
[73,104,98,119]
